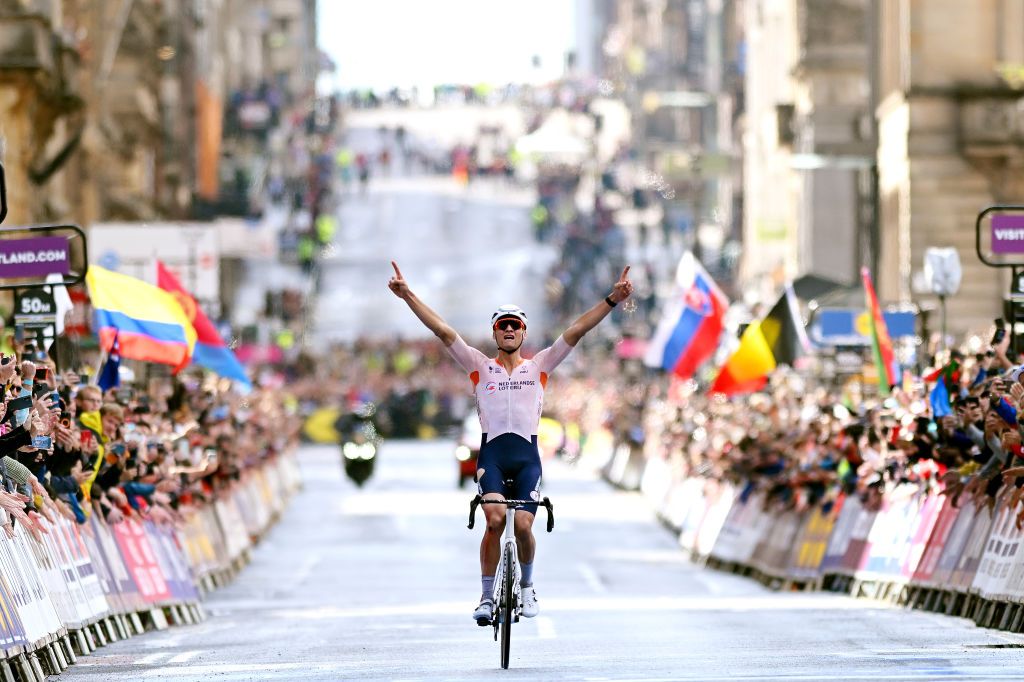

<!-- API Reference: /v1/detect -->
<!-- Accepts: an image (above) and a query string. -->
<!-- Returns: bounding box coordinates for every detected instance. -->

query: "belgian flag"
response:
[710,285,809,395]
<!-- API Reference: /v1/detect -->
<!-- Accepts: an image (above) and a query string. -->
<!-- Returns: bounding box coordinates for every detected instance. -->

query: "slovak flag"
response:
[643,251,728,378]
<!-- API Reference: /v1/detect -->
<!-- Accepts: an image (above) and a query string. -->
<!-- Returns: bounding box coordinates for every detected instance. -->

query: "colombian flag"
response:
[711,285,808,395]
[86,265,196,370]
[156,261,252,391]
[861,267,896,396]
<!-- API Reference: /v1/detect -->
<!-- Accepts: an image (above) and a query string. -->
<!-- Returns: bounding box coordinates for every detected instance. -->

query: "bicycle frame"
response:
[492,504,522,621]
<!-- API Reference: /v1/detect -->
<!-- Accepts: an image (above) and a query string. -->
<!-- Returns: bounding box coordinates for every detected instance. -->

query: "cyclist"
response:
[387,261,633,623]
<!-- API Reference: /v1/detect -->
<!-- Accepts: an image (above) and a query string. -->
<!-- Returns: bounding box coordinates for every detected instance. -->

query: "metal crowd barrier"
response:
[0,449,302,681]
[605,449,1024,635]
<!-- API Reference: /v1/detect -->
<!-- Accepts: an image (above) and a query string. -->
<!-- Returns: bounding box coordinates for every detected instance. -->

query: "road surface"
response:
[60,440,1024,681]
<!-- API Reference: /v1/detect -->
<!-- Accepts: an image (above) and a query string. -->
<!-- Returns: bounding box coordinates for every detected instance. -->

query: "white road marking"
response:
[292,554,320,585]
[268,593,894,621]
[129,661,364,677]
[134,653,169,665]
[535,616,557,639]
[578,563,608,594]
[167,650,202,664]
[693,571,728,596]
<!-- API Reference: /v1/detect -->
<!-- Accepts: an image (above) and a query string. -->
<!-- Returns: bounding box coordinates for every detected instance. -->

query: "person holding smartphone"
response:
[993,320,1016,374]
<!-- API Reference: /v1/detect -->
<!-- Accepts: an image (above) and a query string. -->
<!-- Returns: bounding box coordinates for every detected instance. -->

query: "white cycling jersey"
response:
[446,334,574,443]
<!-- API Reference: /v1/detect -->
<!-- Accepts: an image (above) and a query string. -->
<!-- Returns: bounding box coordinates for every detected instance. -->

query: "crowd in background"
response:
[627,333,1024,525]
[0,335,300,539]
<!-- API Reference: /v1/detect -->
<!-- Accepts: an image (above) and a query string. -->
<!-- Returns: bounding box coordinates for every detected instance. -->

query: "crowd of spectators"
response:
[292,340,470,439]
[0,338,300,541]
[622,332,1024,527]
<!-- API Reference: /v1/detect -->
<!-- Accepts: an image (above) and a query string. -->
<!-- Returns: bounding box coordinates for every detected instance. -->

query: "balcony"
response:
[959,96,1024,151]
[0,9,80,107]
[0,12,57,73]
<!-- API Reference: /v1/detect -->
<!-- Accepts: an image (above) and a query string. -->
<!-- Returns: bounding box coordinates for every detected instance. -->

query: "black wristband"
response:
[605,296,617,308]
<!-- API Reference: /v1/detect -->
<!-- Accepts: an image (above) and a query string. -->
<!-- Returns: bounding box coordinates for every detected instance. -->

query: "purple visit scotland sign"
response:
[992,214,1024,254]
[0,236,70,278]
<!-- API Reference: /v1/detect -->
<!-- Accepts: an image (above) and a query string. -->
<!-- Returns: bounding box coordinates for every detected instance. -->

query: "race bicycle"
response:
[468,492,555,670]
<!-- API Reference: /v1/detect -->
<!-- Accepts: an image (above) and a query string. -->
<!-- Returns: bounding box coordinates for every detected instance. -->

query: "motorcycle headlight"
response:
[456,445,471,462]
[343,442,359,459]
[358,443,376,460]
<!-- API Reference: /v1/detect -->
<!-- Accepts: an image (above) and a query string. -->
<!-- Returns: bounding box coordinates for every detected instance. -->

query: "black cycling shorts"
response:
[477,432,542,515]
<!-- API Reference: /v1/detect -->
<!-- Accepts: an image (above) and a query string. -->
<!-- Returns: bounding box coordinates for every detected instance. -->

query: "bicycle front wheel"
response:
[500,543,515,669]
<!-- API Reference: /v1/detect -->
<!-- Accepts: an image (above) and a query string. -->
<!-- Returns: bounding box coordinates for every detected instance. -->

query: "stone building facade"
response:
[875,0,1023,339]
[0,0,320,228]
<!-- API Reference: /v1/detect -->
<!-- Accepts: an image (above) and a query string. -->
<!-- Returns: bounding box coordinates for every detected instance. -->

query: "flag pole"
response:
[91,348,107,387]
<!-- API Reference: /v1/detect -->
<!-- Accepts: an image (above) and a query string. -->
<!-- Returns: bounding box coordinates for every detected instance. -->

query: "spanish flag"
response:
[711,285,808,395]
[861,267,896,396]
[86,265,197,370]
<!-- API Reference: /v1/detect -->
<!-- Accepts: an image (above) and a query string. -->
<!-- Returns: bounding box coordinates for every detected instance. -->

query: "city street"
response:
[313,118,558,344]
[59,442,1024,681]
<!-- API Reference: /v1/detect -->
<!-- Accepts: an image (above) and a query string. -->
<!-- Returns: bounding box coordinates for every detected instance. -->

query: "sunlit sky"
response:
[318,0,577,92]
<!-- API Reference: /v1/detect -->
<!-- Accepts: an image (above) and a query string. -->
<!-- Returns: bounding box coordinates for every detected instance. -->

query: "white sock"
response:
[521,562,534,587]
[482,575,495,599]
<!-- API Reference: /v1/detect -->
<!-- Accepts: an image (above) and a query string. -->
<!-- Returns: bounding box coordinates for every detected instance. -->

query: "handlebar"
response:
[468,495,554,533]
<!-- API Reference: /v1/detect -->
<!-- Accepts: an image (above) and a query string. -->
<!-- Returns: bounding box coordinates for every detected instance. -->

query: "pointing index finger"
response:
[619,265,630,282]
[391,261,403,279]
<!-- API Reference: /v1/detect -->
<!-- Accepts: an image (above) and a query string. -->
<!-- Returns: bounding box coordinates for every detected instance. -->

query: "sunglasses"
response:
[494,319,524,332]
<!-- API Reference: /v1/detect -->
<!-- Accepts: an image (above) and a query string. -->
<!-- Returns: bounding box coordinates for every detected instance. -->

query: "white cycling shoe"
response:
[473,597,494,625]
[521,585,539,618]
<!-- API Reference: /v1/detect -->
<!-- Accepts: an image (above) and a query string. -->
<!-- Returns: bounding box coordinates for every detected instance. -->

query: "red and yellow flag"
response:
[861,267,896,396]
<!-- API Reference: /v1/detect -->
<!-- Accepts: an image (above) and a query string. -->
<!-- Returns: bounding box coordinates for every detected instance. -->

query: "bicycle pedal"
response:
[476,617,491,627]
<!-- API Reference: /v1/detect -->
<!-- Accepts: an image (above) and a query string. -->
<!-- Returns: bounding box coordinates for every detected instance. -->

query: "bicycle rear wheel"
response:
[500,544,515,669]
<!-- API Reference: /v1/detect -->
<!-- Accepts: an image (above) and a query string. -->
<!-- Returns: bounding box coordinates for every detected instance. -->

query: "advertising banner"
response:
[111,519,172,604]
[710,490,767,564]
[950,507,995,590]
[144,522,200,603]
[790,505,837,579]
[820,495,858,575]
[971,499,1020,600]
[0,560,27,652]
[992,214,1024,254]
[0,237,70,279]
[911,498,959,587]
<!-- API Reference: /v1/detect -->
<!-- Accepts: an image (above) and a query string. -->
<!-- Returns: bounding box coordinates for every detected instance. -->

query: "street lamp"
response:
[923,247,962,351]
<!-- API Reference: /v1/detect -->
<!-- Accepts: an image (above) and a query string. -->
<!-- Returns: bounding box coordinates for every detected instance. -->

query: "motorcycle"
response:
[455,414,482,488]
[337,403,382,487]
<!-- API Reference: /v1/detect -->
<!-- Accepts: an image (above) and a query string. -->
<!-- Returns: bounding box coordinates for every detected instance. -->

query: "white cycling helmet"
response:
[491,304,528,327]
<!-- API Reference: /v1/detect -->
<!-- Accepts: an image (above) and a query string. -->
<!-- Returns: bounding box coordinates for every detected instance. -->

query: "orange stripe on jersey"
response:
[470,370,480,387]
[539,372,548,389]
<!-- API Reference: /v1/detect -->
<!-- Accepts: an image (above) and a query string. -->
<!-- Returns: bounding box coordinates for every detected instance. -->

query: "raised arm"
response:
[562,266,633,347]
[387,261,457,346]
